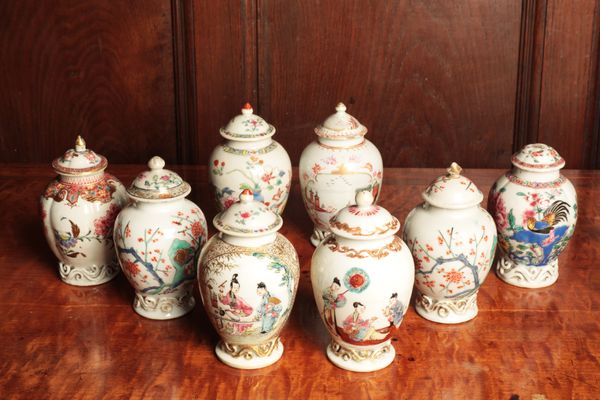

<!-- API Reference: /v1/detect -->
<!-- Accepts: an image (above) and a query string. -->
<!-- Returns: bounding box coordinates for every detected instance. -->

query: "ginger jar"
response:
[41,136,128,286]
[403,163,497,324]
[299,103,383,246]
[197,189,300,369]
[113,156,207,319]
[311,190,414,372]
[489,144,577,288]
[209,103,292,214]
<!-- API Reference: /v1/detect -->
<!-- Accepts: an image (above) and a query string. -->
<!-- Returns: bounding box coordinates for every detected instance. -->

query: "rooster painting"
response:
[511,200,571,265]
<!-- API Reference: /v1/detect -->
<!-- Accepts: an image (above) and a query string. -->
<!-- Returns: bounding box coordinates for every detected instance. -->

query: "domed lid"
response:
[511,143,565,171]
[329,190,399,240]
[422,162,483,209]
[219,103,275,141]
[314,103,368,140]
[127,156,191,201]
[52,136,108,176]
[213,189,283,237]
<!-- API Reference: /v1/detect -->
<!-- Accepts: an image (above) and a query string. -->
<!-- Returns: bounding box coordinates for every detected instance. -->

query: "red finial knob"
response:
[241,188,253,196]
[243,102,252,110]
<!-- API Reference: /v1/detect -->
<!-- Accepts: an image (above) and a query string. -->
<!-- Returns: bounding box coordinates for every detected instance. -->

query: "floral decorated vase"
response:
[209,103,292,214]
[197,189,299,369]
[489,144,577,288]
[311,190,414,372]
[403,163,497,324]
[41,136,128,286]
[113,156,207,320]
[299,103,383,247]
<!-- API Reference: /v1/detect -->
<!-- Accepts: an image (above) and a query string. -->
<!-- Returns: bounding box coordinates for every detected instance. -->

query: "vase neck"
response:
[226,138,272,151]
[60,171,104,184]
[318,136,364,148]
[221,232,277,247]
[512,167,560,182]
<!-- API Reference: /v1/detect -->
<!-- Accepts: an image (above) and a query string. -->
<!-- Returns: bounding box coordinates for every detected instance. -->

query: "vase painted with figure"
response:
[113,156,207,320]
[403,163,497,324]
[489,144,577,288]
[299,103,383,246]
[311,190,414,372]
[197,189,299,369]
[209,103,292,214]
[41,136,128,286]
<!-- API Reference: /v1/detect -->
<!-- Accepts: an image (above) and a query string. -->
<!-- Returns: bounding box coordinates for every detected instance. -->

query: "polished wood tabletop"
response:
[1,165,598,399]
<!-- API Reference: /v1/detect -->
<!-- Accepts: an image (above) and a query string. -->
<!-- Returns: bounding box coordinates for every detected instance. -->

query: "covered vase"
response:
[403,163,497,324]
[489,144,577,288]
[113,156,207,319]
[299,103,383,246]
[41,136,128,286]
[197,189,300,369]
[311,190,414,372]
[209,103,292,214]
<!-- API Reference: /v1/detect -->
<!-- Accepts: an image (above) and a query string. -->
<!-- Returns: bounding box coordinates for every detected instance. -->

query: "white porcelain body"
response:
[41,172,128,286]
[311,235,414,372]
[197,233,299,369]
[299,138,383,246]
[403,204,497,323]
[489,168,577,288]
[209,138,292,214]
[114,198,207,319]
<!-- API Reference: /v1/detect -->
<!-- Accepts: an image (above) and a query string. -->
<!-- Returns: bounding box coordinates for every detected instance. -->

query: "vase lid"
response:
[511,143,565,171]
[314,102,368,140]
[127,156,191,201]
[213,189,283,237]
[329,190,399,240]
[219,103,275,141]
[422,162,483,209]
[52,136,108,176]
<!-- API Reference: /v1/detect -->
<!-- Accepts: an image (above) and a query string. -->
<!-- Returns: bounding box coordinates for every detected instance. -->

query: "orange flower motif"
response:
[443,269,464,284]
[437,236,443,245]
[426,244,433,252]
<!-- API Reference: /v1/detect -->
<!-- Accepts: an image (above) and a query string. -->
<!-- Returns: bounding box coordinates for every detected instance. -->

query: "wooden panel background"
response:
[1,0,599,168]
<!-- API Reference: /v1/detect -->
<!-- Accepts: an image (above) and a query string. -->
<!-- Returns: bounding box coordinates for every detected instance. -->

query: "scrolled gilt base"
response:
[415,291,478,324]
[496,255,558,289]
[326,340,395,372]
[59,262,119,287]
[133,290,195,320]
[310,227,331,247]
[215,337,284,369]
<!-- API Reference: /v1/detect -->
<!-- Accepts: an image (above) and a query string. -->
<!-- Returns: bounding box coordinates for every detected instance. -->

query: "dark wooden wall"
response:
[1,0,599,168]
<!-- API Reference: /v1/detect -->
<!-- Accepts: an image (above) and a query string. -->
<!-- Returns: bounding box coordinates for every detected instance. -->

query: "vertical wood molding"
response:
[513,0,548,151]
[242,0,258,107]
[172,0,197,163]
[586,0,600,168]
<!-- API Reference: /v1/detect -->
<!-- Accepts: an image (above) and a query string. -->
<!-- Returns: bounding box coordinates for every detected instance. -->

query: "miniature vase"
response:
[41,136,128,286]
[311,190,414,372]
[489,144,577,288]
[113,156,207,319]
[197,189,299,369]
[403,163,497,324]
[209,103,292,214]
[299,103,383,246]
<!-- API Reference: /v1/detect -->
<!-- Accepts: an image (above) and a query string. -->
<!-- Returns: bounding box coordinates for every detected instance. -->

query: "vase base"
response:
[496,256,558,288]
[59,262,119,286]
[215,337,283,369]
[326,340,395,372]
[415,291,478,324]
[133,291,195,320]
[310,227,330,247]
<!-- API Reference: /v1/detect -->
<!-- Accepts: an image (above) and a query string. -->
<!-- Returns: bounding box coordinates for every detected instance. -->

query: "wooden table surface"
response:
[1,165,599,399]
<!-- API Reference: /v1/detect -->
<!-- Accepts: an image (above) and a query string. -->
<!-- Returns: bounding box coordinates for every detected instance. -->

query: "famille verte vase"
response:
[113,156,207,320]
[311,190,414,372]
[197,189,299,369]
[299,103,383,247]
[41,136,128,286]
[209,103,292,214]
[403,163,497,324]
[489,144,577,288]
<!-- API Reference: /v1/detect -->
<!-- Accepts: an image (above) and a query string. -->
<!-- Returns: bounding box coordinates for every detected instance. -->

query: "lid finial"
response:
[75,135,86,152]
[240,189,254,203]
[356,190,374,208]
[447,162,462,178]
[335,102,347,113]
[242,102,254,115]
[148,156,166,171]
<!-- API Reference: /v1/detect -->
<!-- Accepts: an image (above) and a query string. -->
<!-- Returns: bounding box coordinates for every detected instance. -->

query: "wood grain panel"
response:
[257,1,521,168]
[189,0,258,164]
[0,0,177,164]
[537,0,600,168]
